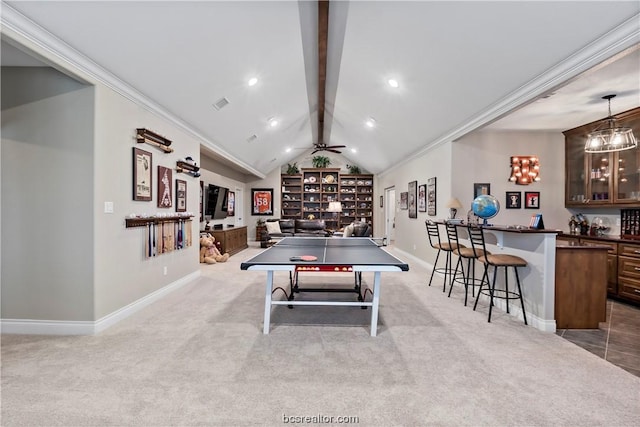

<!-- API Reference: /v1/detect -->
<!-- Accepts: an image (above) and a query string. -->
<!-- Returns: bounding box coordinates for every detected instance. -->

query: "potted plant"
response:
[312,155,331,168]
[286,162,299,174]
[347,164,361,174]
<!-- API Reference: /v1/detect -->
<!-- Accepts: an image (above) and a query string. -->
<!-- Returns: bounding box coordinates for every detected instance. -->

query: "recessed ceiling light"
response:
[351,148,358,154]
[268,117,279,127]
[365,118,376,128]
[387,79,399,88]
[285,147,292,153]
[248,77,258,86]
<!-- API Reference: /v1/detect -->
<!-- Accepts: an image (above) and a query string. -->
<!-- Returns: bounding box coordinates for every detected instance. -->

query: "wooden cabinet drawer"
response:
[618,242,640,258]
[607,254,618,293]
[618,255,640,279]
[580,239,618,254]
[618,276,640,302]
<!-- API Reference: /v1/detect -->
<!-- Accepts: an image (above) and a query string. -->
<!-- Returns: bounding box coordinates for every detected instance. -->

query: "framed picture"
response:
[380,195,384,208]
[418,184,427,212]
[175,179,187,212]
[227,191,235,216]
[408,180,417,218]
[132,147,152,201]
[506,191,521,209]
[473,183,491,199]
[157,166,173,208]
[252,188,273,215]
[400,192,408,210]
[427,177,437,216]
[525,191,540,209]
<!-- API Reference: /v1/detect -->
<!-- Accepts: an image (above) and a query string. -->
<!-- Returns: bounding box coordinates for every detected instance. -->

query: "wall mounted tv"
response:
[206,184,229,219]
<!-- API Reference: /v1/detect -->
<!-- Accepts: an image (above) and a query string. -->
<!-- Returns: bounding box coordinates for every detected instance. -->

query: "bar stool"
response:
[425,220,464,292]
[468,225,528,324]
[445,222,487,306]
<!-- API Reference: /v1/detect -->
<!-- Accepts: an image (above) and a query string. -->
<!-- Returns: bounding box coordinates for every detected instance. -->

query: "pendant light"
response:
[585,94,638,153]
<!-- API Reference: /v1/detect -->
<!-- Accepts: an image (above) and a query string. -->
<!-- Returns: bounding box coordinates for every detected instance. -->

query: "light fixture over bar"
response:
[585,94,638,153]
[509,156,540,185]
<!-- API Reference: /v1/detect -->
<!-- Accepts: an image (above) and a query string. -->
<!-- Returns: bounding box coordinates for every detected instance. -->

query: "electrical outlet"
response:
[163,266,167,276]
[104,201,114,213]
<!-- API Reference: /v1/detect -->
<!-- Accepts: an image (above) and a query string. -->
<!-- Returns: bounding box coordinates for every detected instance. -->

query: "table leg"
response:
[263,270,274,334]
[370,271,381,337]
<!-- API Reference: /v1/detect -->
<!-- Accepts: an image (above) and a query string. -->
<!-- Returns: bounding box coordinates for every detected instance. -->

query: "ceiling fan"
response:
[311,141,346,154]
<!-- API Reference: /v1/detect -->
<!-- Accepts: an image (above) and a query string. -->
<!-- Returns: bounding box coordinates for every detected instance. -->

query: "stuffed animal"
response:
[199,234,229,264]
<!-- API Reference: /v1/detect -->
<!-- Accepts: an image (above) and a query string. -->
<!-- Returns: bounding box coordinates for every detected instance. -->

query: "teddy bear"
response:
[199,234,229,264]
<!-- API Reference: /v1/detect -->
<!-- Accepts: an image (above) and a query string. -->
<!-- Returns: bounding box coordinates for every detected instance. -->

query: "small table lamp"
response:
[445,198,463,219]
[327,201,343,227]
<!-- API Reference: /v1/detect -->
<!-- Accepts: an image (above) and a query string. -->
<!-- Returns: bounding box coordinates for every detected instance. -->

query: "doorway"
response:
[384,187,396,244]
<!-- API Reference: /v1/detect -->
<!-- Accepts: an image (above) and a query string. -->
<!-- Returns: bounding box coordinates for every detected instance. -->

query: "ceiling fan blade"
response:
[326,149,342,154]
[325,145,346,149]
[311,149,321,154]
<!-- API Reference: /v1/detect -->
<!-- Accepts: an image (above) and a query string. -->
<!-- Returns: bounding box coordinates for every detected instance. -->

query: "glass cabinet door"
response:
[615,148,640,203]
[565,133,588,205]
[587,153,612,204]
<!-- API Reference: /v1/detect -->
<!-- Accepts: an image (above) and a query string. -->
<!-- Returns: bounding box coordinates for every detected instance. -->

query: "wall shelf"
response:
[136,128,174,153]
[176,160,200,177]
[125,215,193,228]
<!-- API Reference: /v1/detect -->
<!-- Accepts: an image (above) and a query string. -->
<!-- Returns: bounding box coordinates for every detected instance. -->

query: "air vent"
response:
[213,97,230,110]
[246,134,258,143]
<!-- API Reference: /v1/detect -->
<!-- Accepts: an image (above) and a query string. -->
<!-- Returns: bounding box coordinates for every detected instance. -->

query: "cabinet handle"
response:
[635,289,640,294]
[635,267,640,271]
[634,250,640,254]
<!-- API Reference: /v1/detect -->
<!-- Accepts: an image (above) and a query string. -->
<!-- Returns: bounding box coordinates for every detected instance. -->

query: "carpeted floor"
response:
[2,244,639,426]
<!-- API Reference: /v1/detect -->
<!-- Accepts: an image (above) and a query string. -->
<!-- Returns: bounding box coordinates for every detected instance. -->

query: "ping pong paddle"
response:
[290,255,317,262]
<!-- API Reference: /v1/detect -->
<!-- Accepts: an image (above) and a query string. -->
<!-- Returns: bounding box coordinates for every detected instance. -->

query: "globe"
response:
[472,194,500,224]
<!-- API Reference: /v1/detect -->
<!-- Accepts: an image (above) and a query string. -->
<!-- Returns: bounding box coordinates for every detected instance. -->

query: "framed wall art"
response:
[227,191,235,216]
[525,191,540,209]
[157,166,173,208]
[473,183,491,199]
[427,177,437,216]
[252,188,273,215]
[418,184,427,212]
[175,179,187,212]
[132,147,152,201]
[408,180,417,218]
[506,191,521,209]
[400,192,408,210]
[200,180,204,221]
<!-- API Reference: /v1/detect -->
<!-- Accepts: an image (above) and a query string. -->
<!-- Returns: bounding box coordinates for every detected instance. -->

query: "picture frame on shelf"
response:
[418,184,427,212]
[427,177,437,216]
[252,188,273,215]
[473,183,490,199]
[408,180,417,218]
[506,191,521,209]
[400,192,408,210]
[175,179,187,212]
[525,191,540,209]
[157,166,173,208]
[132,147,152,201]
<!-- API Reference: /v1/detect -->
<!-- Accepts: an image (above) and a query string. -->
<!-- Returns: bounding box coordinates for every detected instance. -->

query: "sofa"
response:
[265,219,330,238]
[343,221,372,237]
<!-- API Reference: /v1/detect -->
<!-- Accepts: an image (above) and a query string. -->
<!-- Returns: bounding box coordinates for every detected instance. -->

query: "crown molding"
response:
[1,3,266,179]
[379,13,640,178]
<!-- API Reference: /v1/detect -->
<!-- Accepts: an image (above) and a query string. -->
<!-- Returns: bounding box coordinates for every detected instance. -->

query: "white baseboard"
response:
[1,271,201,335]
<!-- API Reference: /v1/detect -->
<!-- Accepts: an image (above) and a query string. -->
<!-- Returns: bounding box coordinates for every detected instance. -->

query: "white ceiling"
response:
[2,1,639,178]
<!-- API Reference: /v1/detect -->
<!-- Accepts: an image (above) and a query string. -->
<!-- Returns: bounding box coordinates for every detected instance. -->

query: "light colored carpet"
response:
[2,243,639,426]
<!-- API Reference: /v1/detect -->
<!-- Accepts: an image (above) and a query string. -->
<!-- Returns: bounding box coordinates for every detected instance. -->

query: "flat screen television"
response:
[206,184,228,219]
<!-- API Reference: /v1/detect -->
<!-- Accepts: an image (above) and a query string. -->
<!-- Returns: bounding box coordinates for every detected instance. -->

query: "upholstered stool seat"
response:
[468,225,529,325]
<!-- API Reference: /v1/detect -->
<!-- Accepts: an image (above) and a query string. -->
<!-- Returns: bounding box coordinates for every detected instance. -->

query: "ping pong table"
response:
[240,237,409,336]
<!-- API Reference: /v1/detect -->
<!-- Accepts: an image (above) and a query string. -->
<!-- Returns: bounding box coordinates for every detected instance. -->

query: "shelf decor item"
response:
[286,162,300,174]
[132,147,153,201]
[347,164,361,174]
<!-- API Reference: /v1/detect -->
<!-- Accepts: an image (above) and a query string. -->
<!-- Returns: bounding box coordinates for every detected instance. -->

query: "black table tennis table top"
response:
[240,237,409,271]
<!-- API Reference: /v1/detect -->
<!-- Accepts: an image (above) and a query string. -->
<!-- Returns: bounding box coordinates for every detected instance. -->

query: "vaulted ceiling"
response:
[2,1,639,178]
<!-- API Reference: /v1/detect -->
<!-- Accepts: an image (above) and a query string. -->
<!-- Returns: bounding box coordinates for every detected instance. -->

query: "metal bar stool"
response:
[445,222,487,306]
[425,220,463,292]
[468,225,528,324]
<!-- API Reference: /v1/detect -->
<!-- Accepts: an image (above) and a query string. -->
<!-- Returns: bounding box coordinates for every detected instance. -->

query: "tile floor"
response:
[556,299,640,377]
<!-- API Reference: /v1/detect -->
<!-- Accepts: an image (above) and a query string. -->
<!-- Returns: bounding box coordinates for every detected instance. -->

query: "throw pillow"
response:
[265,221,282,235]
[343,224,354,237]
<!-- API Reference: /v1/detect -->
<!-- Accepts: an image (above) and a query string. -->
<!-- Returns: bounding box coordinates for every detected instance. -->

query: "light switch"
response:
[104,201,114,213]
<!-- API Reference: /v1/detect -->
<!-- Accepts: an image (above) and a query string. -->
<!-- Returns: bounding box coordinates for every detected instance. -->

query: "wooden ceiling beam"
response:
[317,0,329,145]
